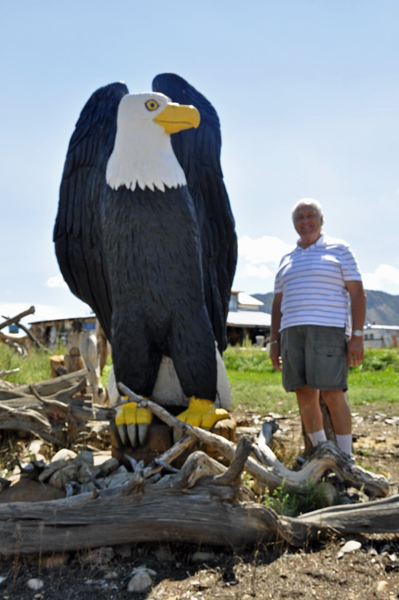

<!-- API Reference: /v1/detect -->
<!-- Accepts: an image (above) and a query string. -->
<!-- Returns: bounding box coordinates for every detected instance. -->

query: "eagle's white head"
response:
[106,92,200,193]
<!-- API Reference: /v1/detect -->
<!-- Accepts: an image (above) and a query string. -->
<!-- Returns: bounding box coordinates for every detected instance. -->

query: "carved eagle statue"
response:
[54,73,237,446]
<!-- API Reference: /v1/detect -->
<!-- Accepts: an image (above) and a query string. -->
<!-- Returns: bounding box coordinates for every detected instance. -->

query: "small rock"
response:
[111,465,128,475]
[368,548,378,556]
[130,567,157,577]
[341,540,362,554]
[375,436,386,443]
[104,571,118,580]
[80,481,97,493]
[338,493,354,505]
[385,418,395,425]
[267,412,283,419]
[73,450,94,466]
[376,580,388,593]
[322,482,338,506]
[99,457,120,476]
[0,576,6,584]
[51,448,77,462]
[27,579,44,590]
[33,594,42,599]
[190,551,214,563]
[77,464,102,483]
[28,440,44,457]
[127,571,153,592]
[49,464,79,489]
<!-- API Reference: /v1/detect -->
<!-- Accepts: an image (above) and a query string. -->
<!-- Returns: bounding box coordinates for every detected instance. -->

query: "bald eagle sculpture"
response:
[54,73,237,447]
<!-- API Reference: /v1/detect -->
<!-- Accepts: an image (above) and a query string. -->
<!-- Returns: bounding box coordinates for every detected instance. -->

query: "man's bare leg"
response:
[322,389,352,455]
[295,385,324,434]
[321,390,351,434]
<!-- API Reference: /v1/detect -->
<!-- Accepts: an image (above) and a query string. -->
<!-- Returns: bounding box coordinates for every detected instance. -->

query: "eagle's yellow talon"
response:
[176,398,229,429]
[115,401,153,446]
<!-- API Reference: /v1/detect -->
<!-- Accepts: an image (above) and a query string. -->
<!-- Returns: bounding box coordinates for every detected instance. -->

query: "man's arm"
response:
[345,280,367,367]
[270,293,282,371]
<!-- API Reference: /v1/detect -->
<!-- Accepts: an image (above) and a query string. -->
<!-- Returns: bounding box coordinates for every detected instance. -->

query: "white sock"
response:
[336,433,352,456]
[308,429,327,447]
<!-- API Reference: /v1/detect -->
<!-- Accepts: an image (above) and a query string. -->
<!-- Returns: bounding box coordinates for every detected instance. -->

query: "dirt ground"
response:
[1,405,399,600]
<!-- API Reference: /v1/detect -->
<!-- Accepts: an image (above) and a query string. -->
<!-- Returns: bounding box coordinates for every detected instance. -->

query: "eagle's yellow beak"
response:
[153,102,200,134]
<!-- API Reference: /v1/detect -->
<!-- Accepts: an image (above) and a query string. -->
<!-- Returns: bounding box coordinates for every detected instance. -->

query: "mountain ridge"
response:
[252,290,399,326]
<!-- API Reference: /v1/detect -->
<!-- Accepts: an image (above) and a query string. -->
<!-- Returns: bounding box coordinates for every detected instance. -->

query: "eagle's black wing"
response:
[53,82,129,341]
[152,73,237,352]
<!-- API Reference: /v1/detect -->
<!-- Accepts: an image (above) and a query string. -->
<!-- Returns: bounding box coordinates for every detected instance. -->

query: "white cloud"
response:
[46,275,67,288]
[245,263,272,279]
[238,235,293,266]
[363,264,399,293]
[236,235,293,283]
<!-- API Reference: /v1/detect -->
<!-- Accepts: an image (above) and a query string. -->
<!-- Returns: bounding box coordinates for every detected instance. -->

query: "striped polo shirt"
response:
[274,233,362,335]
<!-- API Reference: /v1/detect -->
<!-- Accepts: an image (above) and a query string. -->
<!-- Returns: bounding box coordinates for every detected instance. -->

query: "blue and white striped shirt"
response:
[274,234,362,335]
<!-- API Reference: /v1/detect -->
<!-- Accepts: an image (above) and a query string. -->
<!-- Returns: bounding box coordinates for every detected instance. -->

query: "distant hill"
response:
[252,290,399,326]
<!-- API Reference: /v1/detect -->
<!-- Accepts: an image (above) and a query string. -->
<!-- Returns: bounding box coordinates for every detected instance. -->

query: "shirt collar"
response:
[295,232,325,251]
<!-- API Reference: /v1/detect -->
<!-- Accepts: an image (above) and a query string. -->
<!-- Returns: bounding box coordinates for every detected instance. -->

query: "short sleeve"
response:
[274,270,283,294]
[340,246,362,281]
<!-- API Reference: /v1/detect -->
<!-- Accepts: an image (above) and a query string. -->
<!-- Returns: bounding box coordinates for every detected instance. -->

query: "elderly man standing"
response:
[270,199,366,457]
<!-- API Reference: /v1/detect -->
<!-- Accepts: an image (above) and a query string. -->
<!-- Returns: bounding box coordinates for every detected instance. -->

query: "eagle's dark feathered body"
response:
[54,74,236,402]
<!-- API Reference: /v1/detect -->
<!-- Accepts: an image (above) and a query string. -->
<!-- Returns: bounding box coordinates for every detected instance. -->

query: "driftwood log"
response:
[0,369,113,446]
[0,431,397,556]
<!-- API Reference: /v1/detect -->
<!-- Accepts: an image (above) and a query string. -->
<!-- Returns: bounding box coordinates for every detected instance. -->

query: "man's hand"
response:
[269,341,281,371]
[347,335,364,367]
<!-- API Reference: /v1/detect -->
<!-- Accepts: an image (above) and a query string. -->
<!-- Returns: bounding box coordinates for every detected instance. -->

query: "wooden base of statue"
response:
[110,414,236,468]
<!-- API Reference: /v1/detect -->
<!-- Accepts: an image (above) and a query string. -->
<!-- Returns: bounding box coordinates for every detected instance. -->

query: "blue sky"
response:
[1,0,399,325]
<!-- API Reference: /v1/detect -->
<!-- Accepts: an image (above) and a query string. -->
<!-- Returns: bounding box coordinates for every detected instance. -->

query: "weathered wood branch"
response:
[0,404,64,445]
[0,369,19,378]
[143,435,195,479]
[14,321,48,352]
[0,306,35,331]
[118,384,389,498]
[0,369,88,401]
[0,370,113,445]
[297,493,399,535]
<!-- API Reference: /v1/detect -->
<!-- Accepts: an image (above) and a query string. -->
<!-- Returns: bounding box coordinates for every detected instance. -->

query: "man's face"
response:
[293,204,323,247]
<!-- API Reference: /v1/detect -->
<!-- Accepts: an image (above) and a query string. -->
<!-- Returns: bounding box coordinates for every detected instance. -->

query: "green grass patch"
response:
[0,343,56,384]
[2,342,399,415]
[225,345,399,413]
[263,480,330,517]
[100,355,113,389]
[227,369,298,414]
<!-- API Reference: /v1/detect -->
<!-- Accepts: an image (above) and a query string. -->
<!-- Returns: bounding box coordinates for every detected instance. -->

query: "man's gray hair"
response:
[292,198,323,222]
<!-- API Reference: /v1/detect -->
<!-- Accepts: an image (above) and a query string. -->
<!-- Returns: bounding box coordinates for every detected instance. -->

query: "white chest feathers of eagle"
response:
[106,92,200,193]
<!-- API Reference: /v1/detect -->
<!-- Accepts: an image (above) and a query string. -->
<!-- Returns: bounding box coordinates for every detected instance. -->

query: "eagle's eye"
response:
[145,99,159,111]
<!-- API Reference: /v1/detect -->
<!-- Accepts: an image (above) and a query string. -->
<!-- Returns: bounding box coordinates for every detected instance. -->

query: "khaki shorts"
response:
[280,325,348,392]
